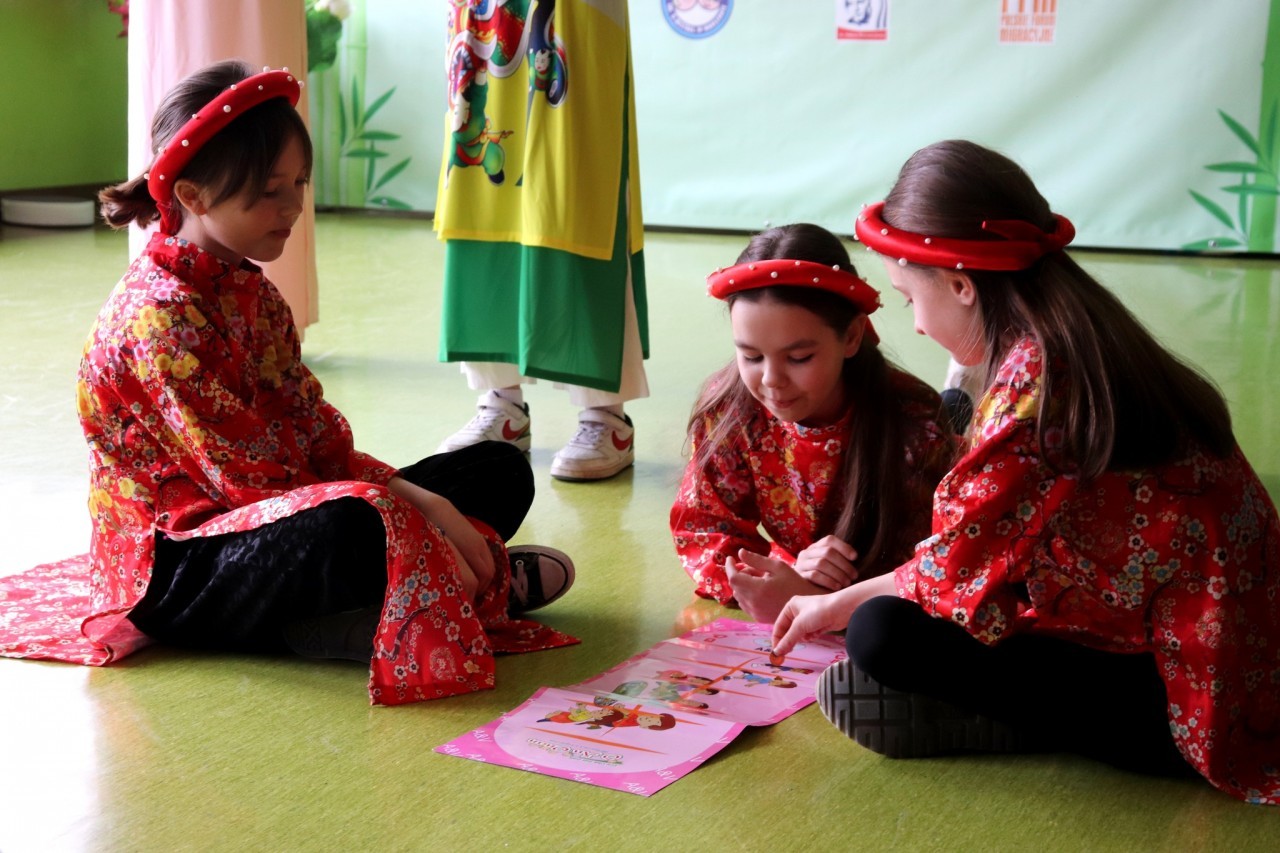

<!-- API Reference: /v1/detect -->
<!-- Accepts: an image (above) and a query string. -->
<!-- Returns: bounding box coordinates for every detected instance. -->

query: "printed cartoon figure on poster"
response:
[540,700,678,731]
[436,1,649,483]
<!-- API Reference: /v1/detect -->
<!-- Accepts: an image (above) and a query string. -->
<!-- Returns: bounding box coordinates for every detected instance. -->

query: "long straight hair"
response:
[688,224,944,576]
[883,140,1234,477]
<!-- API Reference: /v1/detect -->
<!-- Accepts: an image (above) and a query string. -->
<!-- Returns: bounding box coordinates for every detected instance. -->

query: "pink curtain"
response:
[126,0,319,329]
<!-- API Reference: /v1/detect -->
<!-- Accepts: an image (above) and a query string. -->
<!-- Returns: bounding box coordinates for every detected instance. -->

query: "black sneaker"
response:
[816,659,1023,758]
[507,545,575,615]
[282,605,381,663]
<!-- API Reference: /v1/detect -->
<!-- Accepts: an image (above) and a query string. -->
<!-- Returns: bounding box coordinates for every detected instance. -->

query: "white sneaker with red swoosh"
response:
[436,390,531,453]
[550,409,635,481]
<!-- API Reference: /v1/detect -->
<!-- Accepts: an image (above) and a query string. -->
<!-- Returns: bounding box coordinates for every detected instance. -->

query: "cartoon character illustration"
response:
[735,673,797,689]
[612,679,716,710]
[539,701,614,726]
[655,669,718,690]
[761,663,813,676]
[541,700,677,730]
[444,0,569,185]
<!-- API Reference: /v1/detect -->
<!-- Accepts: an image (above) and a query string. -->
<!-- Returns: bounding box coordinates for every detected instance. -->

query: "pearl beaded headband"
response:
[854,201,1075,271]
[706,258,882,344]
[146,68,303,234]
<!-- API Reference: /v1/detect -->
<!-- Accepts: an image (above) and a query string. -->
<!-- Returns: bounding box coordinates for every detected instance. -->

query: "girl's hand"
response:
[725,549,825,624]
[388,477,496,597]
[770,589,858,657]
[771,573,898,656]
[794,536,860,591]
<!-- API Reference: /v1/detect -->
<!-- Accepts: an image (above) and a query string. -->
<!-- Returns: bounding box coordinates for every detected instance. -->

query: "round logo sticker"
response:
[662,0,732,40]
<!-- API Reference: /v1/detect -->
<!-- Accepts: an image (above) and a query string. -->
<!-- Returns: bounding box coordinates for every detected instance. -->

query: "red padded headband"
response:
[146,68,302,234]
[854,201,1075,271]
[706,258,882,344]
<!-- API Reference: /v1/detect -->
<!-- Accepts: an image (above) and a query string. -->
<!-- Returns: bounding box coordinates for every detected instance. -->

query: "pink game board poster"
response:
[436,619,846,796]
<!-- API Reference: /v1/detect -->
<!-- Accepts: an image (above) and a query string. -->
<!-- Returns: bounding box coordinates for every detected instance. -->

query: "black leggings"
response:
[846,595,1194,776]
[128,441,533,652]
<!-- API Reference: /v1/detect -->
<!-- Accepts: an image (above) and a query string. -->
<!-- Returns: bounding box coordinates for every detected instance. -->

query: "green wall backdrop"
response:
[2,1,1276,254]
[307,0,1278,253]
[0,0,127,192]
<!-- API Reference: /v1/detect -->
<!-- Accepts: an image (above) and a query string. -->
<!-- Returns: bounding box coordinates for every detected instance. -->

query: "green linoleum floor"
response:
[2,213,1278,851]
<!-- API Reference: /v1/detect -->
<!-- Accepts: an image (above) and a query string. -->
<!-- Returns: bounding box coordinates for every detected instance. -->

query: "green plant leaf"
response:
[1182,237,1243,251]
[344,148,389,159]
[1205,161,1267,174]
[358,131,401,142]
[364,87,397,124]
[369,196,414,210]
[350,75,363,132]
[1189,189,1237,229]
[1219,110,1261,157]
[1261,100,1278,171]
[373,157,411,191]
[337,89,347,147]
[1221,184,1280,196]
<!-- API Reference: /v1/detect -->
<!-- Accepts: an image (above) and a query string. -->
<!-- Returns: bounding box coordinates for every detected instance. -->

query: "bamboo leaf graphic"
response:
[1219,110,1260,157]
[364,87,397,124]
[1222,184,1280,196]
[373,158,411,191]
[345,148,389,159]
[1261,100,1277,171]
[1189,190,1237,229]
[1206,161,1267,174]
[337,91,347,147]
[1182,237,1243,251]
[351,76,363,132]
[358,131,401,142]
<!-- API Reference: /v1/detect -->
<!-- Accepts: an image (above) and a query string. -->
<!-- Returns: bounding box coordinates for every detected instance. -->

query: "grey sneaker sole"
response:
[816,660,1023,758]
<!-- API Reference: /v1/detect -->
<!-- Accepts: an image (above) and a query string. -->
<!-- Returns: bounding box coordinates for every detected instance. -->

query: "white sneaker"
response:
[550,409,635,481]
[436,390,531,453]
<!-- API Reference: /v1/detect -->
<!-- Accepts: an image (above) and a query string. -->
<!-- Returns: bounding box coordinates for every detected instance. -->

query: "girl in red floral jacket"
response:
[773,140,1280,805]
[65,60,578,705]
[670,224,957,624]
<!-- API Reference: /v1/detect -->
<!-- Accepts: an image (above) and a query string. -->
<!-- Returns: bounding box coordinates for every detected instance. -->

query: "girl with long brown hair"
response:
[773,140,1280,805]
[671,224,956,623]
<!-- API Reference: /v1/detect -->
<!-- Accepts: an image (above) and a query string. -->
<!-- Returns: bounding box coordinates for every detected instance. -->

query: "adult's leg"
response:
[397,440,534,541]
[844,595,1192,776]
[129,497,387,653]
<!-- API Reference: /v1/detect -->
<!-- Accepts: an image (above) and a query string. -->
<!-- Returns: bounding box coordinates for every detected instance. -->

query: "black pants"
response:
[128,441,533,653]
[846,595,1194,776]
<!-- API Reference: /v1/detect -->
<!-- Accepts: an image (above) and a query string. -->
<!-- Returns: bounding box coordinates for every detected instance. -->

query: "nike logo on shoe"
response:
[611,432,633,451]
[502,420,528,441]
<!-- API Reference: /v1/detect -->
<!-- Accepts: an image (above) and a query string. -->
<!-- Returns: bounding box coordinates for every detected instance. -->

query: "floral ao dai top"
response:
[895,336,1280,804]
[671,371,955,604]
[69,233,573,703]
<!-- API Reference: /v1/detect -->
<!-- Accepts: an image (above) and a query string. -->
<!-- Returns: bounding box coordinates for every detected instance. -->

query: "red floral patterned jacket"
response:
[895,336,1280,804]
[671,369,956,604]
[66,233,573,703]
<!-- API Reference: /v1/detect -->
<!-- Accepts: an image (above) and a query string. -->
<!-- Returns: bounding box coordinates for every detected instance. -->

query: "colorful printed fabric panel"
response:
[435,0,643,260]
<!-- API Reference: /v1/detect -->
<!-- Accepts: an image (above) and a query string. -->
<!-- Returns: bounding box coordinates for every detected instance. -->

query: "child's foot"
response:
[437,390,531,453]
[549,409,635,481]
[507,545,576,614]
[816,659,1024,758]
[282,605,381,662]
